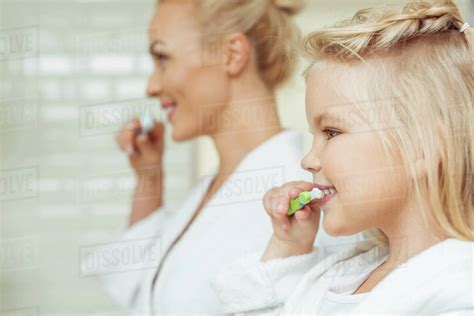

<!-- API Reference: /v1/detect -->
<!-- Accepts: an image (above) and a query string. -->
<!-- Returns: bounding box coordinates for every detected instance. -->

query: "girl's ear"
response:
[435,120,448,171]
[414,121,448,179]
[413,158,427,180]
[222,33,251,77]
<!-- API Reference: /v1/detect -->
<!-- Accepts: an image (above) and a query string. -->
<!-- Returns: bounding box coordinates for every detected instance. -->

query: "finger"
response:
[275,197,294,233]
[295,205,311,222]
[149,120,164,142]
[307,199,323,212]
[273,194,289,217]
[117,118,140,155]
[135,132,157,156]
[267,191,281,216]
[263,189,278,216]
[285,181,314,198]
[274,209,291,231]
[288,187,304,199]
[296,205,321,230]
[292,181,315,192]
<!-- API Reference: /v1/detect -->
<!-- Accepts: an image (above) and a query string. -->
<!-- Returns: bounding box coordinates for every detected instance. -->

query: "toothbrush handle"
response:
[287,198,304,216]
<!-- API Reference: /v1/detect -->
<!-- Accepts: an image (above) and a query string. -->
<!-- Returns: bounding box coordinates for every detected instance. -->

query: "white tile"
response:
[114,78,146,99]
[89,55,134,74]
[39,55,71,75]
[81,80,110,101]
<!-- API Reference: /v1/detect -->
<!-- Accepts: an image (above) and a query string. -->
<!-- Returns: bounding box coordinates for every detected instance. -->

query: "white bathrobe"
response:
[80,129,366,315]
[213,238,474,314]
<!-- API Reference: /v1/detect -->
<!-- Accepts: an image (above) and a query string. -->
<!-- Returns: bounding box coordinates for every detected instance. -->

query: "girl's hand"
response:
[261,181,322,261]
[116,117,165,176]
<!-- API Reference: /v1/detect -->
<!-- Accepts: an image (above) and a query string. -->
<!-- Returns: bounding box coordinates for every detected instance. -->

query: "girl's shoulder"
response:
[355,238,473,313]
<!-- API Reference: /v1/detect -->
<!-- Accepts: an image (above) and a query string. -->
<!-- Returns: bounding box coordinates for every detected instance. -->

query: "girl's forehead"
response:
[305,62,374,122]
[306,64,363,105]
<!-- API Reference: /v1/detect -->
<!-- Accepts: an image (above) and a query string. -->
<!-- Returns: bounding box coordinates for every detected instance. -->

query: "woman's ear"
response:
[223,33,251,77]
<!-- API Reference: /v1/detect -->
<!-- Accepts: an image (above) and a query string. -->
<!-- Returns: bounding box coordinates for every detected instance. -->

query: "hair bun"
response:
[272,0,304,16]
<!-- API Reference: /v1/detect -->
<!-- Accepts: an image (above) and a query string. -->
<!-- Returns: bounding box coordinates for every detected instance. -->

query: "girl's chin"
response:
[322,213,350,237]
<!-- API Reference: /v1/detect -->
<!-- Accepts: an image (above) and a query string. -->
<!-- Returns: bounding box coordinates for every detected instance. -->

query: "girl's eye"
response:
[323,128,341,140]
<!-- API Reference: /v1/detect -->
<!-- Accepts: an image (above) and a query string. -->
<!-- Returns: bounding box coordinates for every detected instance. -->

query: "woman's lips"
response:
[161,101,177,122]
[167,107,176,121]
[161,100,175,108]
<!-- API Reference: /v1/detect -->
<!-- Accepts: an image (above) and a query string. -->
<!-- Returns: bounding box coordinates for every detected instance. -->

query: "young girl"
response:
[213,0,473,314]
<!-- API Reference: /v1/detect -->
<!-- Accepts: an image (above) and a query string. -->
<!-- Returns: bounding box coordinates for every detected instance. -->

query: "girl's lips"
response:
[312,184,337,207]
[317,191,336,207]
[313,183,336,190]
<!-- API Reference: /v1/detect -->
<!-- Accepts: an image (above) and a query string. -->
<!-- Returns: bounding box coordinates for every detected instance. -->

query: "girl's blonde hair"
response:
[161,0,304,89]
[304,0,473,242]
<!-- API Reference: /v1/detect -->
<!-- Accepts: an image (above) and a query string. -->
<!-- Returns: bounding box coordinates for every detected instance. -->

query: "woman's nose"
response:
[146,70,162,97]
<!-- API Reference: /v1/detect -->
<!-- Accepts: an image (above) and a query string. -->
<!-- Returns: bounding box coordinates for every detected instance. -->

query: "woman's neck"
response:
[210,87,282,177]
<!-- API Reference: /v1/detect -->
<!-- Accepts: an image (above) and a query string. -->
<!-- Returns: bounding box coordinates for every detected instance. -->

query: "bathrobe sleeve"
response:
[212,247,327,314]
[80,207,174,310]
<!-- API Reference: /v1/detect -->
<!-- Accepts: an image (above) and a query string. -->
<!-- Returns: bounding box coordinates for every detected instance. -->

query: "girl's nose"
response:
[146,70,162,98]
[301,150,322,174]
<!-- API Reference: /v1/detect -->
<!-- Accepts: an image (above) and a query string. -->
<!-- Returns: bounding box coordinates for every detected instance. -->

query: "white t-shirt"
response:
[318,253,388,314]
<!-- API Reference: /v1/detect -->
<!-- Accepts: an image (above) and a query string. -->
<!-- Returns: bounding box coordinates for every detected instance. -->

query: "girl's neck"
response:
[381,197,448,269]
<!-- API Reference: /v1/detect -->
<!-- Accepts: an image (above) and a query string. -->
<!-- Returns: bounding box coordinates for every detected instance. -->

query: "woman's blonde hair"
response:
[161,0,304,89]
[304,0,473,242]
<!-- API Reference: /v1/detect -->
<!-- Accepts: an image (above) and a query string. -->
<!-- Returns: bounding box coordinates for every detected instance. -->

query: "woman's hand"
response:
[116,117,165,176]
[261,181,322,261]
[116,117,165,226]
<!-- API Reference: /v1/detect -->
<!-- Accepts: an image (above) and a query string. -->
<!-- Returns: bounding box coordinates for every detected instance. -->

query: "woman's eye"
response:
[153,53,168,65]
[323,128,341,140]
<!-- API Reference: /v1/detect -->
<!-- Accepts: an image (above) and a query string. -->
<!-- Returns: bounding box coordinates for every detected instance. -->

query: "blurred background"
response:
[1,0,472,314]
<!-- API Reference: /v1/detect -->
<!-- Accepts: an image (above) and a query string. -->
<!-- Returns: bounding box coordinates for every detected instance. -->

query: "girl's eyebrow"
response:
[314,112,336,126]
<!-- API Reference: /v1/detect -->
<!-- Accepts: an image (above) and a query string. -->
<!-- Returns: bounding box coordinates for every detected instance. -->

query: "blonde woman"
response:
[214,0,473,313]
[82,0,366,314]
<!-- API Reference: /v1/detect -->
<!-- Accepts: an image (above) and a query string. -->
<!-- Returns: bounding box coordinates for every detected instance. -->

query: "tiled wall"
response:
[1,0,195,313]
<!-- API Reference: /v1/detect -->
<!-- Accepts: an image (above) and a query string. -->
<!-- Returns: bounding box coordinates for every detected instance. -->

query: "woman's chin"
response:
[171,126,198,142]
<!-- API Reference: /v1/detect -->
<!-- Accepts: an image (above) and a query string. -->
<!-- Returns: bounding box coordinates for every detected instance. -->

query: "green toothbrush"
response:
[287,188,324,216]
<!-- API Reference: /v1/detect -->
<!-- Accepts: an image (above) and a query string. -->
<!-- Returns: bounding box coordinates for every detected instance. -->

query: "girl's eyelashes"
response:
[323,128,341,140]
[308,127,341,140]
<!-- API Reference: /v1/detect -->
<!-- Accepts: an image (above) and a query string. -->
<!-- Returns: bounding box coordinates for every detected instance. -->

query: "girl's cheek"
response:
[325,139,366,203]
[324,139,353,176]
